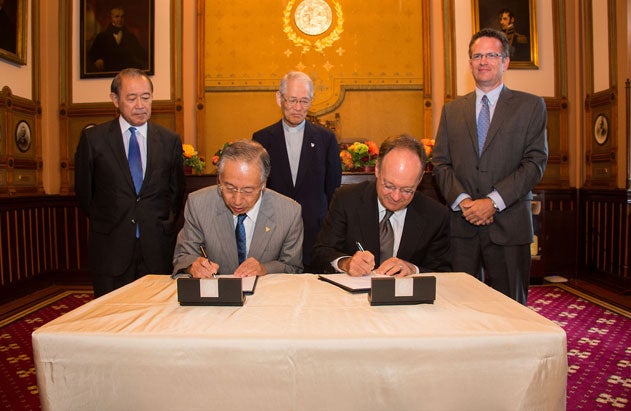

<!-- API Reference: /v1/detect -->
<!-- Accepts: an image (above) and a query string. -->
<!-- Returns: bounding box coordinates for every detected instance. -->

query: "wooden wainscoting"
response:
[580,189,631,291]
[0,196,89,291]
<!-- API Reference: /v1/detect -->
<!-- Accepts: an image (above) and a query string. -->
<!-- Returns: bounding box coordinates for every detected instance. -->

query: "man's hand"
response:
[190,257,220,278]
[234,257,267,277]
[339,251,376,277]
[460,198,495,226]
[374,257,413,277]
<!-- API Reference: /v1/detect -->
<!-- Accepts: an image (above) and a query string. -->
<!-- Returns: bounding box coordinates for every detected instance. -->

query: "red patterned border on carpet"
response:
[0,291,93,411]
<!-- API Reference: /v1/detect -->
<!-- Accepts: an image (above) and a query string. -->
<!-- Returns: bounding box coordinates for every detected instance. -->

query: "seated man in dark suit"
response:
[312,134,451,276]
[173,140,304,278]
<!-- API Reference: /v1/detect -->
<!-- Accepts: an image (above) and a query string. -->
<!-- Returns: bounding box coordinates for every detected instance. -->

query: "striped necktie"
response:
[477,95,490,156]
[235,214,247,264]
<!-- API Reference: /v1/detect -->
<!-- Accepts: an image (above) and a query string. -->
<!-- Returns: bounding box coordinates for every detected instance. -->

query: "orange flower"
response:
[182,143,196,159]
[420,138,435,159]
[339,150,354,170]
[366,141,379,156]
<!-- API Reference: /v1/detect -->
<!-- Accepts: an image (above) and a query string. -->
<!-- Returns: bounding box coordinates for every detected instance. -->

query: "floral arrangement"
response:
[211,141,232,166]
[421,138,435,162]
[339,141,379,171]
[182,144,206,174]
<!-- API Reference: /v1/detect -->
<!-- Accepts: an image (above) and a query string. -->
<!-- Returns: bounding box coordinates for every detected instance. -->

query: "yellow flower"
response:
[182,144,197,159]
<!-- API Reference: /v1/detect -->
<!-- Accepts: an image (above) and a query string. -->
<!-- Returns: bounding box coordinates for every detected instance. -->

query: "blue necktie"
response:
[477,95,490,157]
[235,214,247,264]
[128,127,143,194]
[128,127,143,238]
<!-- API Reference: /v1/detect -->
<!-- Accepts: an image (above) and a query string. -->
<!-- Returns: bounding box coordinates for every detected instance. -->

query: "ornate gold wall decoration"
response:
[284,0,344,54]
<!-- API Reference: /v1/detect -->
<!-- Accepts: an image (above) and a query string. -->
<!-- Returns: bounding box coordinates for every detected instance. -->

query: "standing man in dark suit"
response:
[312,135,451,276]
[253,71,342,272]
[432,28,548,305]
[75,68,185,297]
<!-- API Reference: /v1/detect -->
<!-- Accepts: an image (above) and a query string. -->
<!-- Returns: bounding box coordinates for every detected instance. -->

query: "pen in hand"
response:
[199,245,216,278]
[355,241,375,275]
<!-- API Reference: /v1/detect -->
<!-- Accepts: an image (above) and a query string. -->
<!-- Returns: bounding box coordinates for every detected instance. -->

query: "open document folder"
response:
[318,273,388,293]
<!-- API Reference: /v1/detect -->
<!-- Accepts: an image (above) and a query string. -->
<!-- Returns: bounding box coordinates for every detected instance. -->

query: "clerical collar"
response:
[282,119,306,134]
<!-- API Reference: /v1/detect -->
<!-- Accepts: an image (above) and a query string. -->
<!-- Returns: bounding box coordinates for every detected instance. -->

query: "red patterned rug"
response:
[0,285,629,410]
[528,285,631,410]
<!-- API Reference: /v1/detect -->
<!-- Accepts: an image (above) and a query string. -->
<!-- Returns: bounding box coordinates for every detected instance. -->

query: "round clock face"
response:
[593,114,608,145]
[294,0,332,36]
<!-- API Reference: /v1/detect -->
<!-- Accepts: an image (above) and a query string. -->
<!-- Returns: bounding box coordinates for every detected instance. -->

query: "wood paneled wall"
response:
[580,189,631,288]
[0,196,88,288]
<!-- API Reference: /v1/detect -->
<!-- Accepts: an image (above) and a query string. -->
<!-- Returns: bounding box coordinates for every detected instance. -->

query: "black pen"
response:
[199,244,216,278]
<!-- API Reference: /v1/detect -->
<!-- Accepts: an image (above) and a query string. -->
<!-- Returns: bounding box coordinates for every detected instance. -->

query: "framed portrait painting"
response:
[0,0,27,65]
[80,0,154,78]
[472,0,538,69]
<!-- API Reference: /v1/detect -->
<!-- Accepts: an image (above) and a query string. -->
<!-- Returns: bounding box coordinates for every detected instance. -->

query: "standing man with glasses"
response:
[432,28,548,305]
[253,71,341,273]
[172,140,303,278]
[312,135,451,276]
[75,68,185,297]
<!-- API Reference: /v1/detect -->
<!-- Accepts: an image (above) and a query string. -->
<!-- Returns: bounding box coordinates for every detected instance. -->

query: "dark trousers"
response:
[92,239,149,298]
[450,228,531,305]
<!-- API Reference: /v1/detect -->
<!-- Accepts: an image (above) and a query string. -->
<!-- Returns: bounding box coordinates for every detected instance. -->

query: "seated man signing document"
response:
[312,135,451,276]
[173,140,303,277]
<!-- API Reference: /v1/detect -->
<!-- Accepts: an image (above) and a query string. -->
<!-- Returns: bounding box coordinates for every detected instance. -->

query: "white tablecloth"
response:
[33,273,567,411]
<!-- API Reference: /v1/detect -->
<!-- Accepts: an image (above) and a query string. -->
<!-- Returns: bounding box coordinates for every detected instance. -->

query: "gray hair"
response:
[217,140,271,183]
[279,71,314,98]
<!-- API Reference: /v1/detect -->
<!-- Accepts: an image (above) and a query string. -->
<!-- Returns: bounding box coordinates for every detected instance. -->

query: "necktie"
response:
[235,214,247,264]
[128,127,143,194]
[477,95,490,156]
[379,210,394,263]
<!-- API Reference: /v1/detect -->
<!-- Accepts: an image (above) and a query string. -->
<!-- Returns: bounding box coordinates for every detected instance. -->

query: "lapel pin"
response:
[311,143,315,148]
[265,227,271,232]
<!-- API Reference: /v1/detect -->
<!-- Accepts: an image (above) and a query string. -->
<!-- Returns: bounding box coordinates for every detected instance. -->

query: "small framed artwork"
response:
[15,120,31,153]
[79,0,154,79]
[0,0,27,65]
[593,114,608,146]
[472,0,538,69]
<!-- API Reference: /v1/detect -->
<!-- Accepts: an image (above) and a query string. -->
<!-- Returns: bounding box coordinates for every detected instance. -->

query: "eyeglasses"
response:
[471,52,505,61]
[281,95,312,108]
[218,183,263,197]
[379,179,417,197]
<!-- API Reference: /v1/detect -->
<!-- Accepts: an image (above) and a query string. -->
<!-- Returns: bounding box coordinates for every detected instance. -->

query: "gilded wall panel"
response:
[204,0,424,113]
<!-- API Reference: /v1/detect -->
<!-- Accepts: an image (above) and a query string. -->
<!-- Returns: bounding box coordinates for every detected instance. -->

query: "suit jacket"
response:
[172,186,304,274]
[432,86,548,245]
[74,118,185,276]
[311,181,452,273]
[253,120,341,266]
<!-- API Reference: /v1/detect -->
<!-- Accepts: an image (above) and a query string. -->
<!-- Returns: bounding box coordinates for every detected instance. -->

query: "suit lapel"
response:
[358,183,381,256]
[248,191,274,260]
[294,122,315,191]
[212,195,240,268]
[143,123,161,192]
[271,121,295,190]
[106,119,136,194]
[398,197,422,260]
[482,86,512,156]
[463,92,480,157]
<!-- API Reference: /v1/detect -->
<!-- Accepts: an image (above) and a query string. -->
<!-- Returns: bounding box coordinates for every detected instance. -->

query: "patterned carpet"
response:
[0,285,629,410]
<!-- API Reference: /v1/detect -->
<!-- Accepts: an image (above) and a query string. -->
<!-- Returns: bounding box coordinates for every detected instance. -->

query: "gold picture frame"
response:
[472,0,538,69]
[0,0,27,65]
